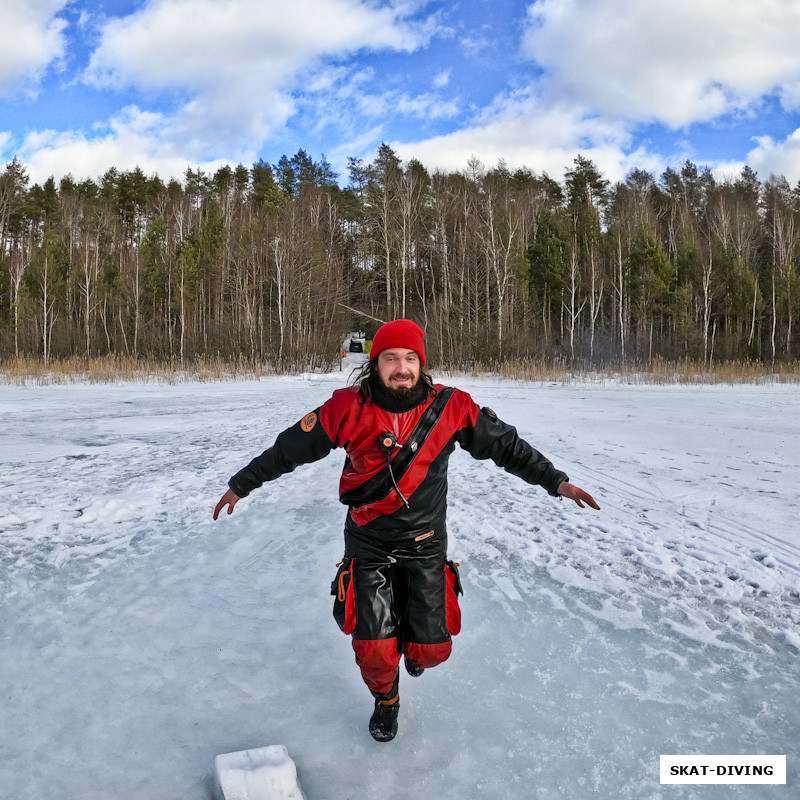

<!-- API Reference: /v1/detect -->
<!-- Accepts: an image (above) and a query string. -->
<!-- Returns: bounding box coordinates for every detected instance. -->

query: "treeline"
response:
[1,146,799,370]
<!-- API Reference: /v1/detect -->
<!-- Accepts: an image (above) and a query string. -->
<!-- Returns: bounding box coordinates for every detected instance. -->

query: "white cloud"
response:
[352,90,458,121]
[521,0,800,127]
[391,91,660,182]
[6,0,441,182]
[16,106,245,183]
[394,1,800,185]
[285,62,459,163]
[729,128,800,183]
[10,0,800,188]
[0,0,68,96]
[84,0,429,114]
[86,0,423,89]
[396,93,460,120]
[73,0,437,170]
[459,33,491,58]
[433,69,451,89]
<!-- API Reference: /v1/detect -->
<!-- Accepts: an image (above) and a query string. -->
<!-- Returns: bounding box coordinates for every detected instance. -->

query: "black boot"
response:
[369,697,399,742]
[404,655,424,677]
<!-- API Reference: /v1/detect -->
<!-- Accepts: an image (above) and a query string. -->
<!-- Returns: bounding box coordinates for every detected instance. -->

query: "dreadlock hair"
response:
[349,357,436,404]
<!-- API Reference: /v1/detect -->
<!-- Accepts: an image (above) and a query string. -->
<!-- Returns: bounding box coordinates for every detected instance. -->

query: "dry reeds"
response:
[0,354,276,385]
[451,357,800,385]
[2,355,799,386]
[625,357,800,385]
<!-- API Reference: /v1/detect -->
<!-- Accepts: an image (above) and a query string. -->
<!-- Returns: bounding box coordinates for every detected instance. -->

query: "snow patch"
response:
[215,745,305,800]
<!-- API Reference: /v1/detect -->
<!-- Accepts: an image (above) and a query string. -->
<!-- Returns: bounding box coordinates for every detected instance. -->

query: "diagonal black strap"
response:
[340,387,455,509]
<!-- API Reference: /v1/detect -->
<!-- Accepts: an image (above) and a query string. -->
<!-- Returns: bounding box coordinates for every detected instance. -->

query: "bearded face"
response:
[376,348,421,395]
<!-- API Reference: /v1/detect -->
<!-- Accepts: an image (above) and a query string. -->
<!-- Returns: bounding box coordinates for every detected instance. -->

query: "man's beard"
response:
[384,374,420,397]
[369,371,428,410]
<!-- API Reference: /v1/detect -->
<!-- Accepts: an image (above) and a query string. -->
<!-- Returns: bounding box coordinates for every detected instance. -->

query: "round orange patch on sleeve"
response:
[300,411,318,432]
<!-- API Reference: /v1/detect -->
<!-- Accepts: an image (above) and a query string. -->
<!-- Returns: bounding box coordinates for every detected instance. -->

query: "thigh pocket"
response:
[331,557,357,634]
[444,560,463,636]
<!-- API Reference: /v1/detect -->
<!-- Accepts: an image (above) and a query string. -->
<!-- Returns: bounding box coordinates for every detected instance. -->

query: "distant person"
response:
[214,319,599,742]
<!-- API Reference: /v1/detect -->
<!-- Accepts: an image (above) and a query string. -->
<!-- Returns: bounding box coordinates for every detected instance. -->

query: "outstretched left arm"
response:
[454,396,600,510]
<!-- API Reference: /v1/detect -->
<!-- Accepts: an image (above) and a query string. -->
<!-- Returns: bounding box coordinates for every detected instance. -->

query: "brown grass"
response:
[2,354,799,386]
[463,357,800,385]
[0,355,276,385]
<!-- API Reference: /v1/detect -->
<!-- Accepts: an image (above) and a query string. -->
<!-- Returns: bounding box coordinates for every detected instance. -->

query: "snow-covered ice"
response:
[1,374,798,799]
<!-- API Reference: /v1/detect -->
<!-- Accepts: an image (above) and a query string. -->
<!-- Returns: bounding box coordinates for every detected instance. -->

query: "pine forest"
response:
[1,146,799,372]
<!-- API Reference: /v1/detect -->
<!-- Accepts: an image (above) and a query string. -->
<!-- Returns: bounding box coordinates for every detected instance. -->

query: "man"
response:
[214,319,599,742]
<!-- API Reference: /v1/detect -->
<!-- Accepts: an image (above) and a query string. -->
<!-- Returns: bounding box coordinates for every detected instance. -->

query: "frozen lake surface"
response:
[1,374,798,798]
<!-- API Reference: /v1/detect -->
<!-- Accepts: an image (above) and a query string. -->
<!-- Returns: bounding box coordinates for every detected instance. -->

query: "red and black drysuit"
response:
[228,383,568,701]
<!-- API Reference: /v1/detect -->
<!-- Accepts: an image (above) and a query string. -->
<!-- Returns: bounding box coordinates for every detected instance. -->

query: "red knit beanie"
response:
[370,319,426,365]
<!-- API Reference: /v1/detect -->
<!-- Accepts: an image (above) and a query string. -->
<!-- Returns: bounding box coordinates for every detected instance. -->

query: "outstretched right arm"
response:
[212,407,336,520]
[213,488,240,520]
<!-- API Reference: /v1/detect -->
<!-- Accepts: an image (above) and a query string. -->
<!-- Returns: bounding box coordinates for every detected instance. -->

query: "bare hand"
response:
[214,488,241,520]
[557,481,600,510]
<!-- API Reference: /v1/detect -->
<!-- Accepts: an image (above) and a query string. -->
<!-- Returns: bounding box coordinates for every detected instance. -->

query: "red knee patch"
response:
[404,641,452,669]
[353,638,401,695]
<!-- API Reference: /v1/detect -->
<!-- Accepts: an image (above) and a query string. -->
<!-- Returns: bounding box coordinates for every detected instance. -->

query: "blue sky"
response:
[2,0,800,187]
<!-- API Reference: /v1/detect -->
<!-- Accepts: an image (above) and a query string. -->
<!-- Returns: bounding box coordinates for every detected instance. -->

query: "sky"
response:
[2,0,800,188]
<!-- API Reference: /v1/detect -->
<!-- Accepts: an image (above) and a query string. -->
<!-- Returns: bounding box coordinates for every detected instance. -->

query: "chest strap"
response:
[340,387,455,509]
